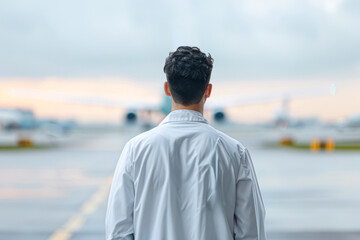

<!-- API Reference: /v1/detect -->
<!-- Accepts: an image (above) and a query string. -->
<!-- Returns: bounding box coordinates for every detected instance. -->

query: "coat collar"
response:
[159,109,208,125]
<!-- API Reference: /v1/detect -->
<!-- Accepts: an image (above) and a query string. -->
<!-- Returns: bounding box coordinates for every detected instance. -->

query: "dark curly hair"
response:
[163,46,213,106]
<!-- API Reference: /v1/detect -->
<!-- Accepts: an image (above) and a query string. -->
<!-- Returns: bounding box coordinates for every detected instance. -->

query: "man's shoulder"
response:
[126,127,162,147]
[208,125,246,153]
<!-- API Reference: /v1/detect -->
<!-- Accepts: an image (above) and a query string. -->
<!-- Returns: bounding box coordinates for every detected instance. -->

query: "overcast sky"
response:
[1,0,359,81]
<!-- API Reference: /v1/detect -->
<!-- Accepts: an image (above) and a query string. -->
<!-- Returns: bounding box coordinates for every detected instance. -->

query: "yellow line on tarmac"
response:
[48,175,113,240]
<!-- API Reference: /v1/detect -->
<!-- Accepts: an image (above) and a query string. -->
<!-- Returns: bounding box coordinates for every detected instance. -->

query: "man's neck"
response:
[171,103,204,115]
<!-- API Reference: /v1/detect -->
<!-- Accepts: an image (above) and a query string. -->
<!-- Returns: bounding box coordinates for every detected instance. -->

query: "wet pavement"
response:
[0,127,359,239]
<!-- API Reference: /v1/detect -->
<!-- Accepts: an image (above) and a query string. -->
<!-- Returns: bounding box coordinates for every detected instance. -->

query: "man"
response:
[106,46,266,240]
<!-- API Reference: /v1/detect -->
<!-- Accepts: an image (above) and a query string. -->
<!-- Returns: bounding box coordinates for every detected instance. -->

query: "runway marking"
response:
[48,175,113,240]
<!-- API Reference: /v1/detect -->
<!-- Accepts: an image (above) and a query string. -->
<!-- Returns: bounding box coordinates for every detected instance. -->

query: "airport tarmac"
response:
[0,126,360,240]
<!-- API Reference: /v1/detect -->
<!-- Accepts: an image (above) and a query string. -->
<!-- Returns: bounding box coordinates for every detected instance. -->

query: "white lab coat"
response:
[106,109,266,240]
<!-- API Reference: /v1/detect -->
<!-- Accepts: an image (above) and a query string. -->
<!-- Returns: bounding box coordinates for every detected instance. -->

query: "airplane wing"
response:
[10,88,160,111]
[206,83,337,109]
[11,83,337,112]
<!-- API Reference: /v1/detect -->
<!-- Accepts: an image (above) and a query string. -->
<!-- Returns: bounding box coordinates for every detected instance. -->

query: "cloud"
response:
[0,0,359,80]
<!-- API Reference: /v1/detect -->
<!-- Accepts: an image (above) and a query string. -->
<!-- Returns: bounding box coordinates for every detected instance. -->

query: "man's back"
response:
[106,110,266,240]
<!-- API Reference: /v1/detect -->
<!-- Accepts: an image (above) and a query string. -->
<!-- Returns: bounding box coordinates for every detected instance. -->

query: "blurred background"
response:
[1,0,360,239]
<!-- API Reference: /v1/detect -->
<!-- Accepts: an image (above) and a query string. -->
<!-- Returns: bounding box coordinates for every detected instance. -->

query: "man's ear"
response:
[205,83,212,98]
[164,82,171,96]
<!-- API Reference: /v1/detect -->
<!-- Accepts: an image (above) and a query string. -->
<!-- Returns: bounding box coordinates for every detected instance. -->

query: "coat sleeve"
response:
[105,142,135,240]
[233,148,267,240]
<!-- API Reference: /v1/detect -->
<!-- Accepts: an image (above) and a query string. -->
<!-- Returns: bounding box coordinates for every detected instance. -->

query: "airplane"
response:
[9,83,359,151]
[10,83,337,126]
[0,107,76,134]
[338,112,360,130]
[0,108,37,131]
[271,97,320,129]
